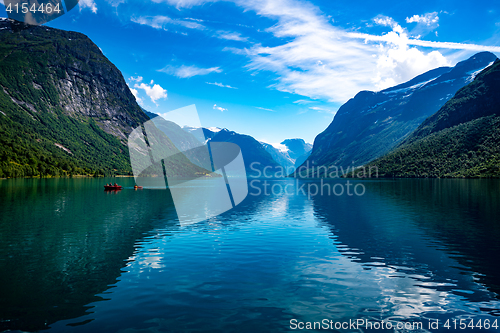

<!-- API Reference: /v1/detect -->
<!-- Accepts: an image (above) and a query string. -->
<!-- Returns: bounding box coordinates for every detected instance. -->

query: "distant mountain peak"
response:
[455,51,497,69]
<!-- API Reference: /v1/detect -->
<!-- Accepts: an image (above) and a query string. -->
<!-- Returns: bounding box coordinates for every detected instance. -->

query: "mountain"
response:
[0,20,210,179]
[0,19,151,177]
[282,139,313,161]
[182,126,288,176]
[298,52,498,177]
[129,116,215,178]
[209,129,281,176]
[360,59,500,178]
[261,139,312,172]
[405,59,500,143]
[182,125,312,175]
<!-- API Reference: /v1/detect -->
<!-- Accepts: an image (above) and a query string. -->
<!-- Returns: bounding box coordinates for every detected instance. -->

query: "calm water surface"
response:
[0,178,499,332]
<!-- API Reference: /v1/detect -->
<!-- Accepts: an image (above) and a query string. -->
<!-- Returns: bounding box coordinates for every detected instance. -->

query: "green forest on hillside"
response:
[363,116,500,178]
[0,94,133,178]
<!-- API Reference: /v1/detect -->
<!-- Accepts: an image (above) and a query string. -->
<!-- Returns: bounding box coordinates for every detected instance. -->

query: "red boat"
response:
[104,185,123,191]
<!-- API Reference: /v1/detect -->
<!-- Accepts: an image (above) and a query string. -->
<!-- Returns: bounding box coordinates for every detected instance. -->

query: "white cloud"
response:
[149,0,500,103]
[156,0,218,9]
[134,82,168,105]
[160,65,222,78]
[255,106,276,112]
[232,1,391,101]
[238,0,500,100]
[405,12,440,37]
[309,106,336,114]
[293,99,314,104]
[129,88,144,105]
[216,31,248,42]
[213,104,227,112]
[129,76,143,83]
[206,82,238,89]
[79,0,97,13]
[350,21,450,89]
[406,12,439,26]
[346,31,500,52]
[106,0,126,7]
[222,1,452,101]
[373,15,398,28]
[131,15,205,30]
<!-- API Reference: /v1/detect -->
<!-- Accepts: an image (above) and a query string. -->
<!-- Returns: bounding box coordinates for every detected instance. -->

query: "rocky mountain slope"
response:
[0,19,151,177]
[362,59,500,178]
[299,52,498,177]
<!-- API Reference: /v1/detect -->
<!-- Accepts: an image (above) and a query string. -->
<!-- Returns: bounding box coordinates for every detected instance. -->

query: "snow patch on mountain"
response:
[382,77,439,95]
[466,61,495,83]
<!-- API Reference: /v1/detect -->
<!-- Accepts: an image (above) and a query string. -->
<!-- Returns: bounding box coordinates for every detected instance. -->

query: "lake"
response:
[0,177,499,332]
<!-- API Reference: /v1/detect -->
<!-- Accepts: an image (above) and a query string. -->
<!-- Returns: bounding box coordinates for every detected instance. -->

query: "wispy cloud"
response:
[255,106,276,112]
[346,31,500,51]
[160,65,222,78]
[150,0,500,103]
[131,15,205,31]
[293,99,315,105]
[132,14,247,44]
[106,0,126,8]
[309,106,336,114]
[216,31,248,42]
[206,82,238,89]
[236,2,462,101]
[160,0,218,9]
[79,0,98,13]
[213,104,227,112]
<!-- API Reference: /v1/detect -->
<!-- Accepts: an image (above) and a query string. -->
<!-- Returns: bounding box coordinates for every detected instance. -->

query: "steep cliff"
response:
[0,19,149,177]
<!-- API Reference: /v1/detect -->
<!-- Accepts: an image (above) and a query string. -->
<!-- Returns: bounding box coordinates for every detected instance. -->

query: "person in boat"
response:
[114,183,118,187]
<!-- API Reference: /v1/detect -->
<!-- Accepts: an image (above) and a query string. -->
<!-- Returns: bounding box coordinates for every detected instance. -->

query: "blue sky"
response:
[1,0,500,144]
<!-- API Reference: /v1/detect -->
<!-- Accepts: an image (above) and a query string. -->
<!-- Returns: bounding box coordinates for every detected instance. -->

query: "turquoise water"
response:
[0,178,499,332]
